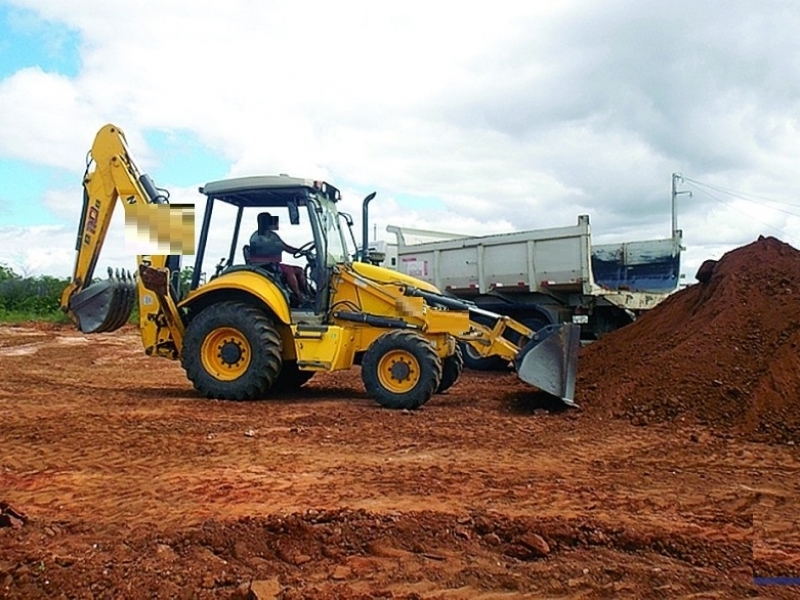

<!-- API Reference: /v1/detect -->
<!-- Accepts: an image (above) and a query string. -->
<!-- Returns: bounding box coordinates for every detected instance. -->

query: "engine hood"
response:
[350,261,441,294]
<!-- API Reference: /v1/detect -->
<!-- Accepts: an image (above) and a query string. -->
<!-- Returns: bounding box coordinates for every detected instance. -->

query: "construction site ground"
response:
[1,323,798,599]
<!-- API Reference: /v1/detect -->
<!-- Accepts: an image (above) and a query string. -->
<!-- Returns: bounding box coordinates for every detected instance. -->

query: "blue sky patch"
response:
[143,130,230,188]
[0,159,74,226]
[0,6,81,79]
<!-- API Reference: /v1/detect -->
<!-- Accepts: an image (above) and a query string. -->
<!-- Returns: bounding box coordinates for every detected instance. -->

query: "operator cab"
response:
[193,175,350,316]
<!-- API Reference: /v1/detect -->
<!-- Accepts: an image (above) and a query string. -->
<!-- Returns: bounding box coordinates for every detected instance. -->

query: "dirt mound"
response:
[577,235,800,442]
[2,508,757,599]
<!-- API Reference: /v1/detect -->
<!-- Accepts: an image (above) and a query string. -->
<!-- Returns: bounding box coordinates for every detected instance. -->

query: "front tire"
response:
[436,344,464,393]
[182,301,282,400]
[362,331,442,409]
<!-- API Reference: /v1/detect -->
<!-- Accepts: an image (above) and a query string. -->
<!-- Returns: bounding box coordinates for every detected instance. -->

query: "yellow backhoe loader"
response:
[61,124,580,409]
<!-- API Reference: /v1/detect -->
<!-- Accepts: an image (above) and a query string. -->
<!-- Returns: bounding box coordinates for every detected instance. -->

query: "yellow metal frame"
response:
[61,124,186,358]
[180,270,292,325]
[292,324,355,371]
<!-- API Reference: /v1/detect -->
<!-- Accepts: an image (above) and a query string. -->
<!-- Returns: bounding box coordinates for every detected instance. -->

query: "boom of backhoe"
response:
[60,124,183,353]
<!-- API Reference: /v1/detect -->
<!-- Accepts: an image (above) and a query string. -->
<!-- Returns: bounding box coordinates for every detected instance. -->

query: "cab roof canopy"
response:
[199,175,341,208]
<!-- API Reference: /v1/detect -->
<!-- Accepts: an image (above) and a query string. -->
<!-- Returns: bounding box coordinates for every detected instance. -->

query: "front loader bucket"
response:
[69,270,136,334]
[514,323,581,406]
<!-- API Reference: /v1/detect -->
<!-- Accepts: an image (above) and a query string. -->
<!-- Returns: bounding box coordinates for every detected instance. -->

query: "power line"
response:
[681,177,800,218]
[680,177,800,245]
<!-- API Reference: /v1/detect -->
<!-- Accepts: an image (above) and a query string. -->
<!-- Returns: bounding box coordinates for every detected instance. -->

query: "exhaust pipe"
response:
[361,191,377,262]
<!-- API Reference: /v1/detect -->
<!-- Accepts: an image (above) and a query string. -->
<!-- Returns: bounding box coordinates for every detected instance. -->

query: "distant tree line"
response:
[0,264,71,319]
[0,263,197,323]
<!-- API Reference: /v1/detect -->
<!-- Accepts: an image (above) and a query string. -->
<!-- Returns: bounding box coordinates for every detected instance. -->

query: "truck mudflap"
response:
[68,271,136,334]
[514,323,581,406]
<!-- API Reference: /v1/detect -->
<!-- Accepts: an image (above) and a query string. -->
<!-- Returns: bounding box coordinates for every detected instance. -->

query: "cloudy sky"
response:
[1,0,799,284]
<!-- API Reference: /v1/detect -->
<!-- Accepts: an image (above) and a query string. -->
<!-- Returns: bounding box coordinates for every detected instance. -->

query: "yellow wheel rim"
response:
[376,349,420,393]
[200,327,251,381]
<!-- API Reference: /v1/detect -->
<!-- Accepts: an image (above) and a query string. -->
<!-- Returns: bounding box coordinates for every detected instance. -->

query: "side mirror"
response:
[367,249,385,265]
[287,199,300,225]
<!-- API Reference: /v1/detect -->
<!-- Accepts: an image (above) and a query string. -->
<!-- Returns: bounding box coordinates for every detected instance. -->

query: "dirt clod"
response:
[249,578,283,599]
[517,532,550,558]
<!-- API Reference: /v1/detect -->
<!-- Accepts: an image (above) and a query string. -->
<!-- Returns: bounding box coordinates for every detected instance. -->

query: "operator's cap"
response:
[257,212,279,232]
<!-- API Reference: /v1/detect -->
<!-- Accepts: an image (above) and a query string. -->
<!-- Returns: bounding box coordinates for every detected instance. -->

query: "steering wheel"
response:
[293,240,316,259]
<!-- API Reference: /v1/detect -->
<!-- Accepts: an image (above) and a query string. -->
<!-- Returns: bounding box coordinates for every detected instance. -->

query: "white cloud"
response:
[0,68,96,169]
[1,0,800,286]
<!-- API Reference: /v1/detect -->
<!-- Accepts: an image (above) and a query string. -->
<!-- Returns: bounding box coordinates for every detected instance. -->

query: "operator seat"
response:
[244,212,312,308]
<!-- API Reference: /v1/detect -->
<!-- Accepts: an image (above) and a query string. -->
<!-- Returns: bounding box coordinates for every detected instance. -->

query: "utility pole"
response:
[671,173,691,241]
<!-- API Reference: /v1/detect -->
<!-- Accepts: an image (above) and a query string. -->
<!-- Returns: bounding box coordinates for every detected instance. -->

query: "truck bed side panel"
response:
[397,220,592,294]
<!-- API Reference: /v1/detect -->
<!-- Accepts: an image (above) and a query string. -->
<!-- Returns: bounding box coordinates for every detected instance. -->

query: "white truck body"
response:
[372,215,683,339]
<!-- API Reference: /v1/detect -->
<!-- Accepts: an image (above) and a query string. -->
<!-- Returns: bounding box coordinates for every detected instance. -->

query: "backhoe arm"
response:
[60,124,185,352]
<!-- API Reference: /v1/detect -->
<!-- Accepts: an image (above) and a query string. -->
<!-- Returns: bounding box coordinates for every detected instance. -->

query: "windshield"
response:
[314,196,349,266]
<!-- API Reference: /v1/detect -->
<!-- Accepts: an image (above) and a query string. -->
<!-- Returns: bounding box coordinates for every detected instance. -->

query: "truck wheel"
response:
[436,344,464,393]
[182,301,282,400]
[362,331,442,409]
[459,341,510,372]
[272,360,315,393]
[521,314,553,333]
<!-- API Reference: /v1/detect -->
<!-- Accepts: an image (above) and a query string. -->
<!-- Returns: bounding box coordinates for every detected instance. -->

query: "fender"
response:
[179,268,291,324]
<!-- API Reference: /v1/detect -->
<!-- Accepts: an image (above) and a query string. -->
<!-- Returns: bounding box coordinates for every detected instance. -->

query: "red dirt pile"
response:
[576,235,800,442]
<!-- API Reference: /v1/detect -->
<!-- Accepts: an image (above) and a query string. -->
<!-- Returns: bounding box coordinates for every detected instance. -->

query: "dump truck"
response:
[369,196,683,370]
[60,124,580,408]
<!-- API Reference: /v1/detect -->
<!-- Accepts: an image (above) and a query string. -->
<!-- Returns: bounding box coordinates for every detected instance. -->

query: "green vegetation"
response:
[0,264,72,324]
[179,265,195,296]
[0,263,198,325]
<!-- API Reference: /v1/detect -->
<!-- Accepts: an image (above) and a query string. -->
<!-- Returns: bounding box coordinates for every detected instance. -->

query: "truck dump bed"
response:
[381,215,682,315]
[389,217,593,294]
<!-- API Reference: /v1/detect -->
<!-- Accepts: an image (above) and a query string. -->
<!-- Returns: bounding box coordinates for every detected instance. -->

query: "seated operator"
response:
[248,212,309,303]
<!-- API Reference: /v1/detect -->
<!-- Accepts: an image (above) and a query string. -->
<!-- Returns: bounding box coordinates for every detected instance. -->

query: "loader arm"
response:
[60,124,185,357]
[403,286,580,404]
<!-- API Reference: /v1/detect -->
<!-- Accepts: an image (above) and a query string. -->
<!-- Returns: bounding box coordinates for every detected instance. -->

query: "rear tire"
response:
[362,331,442,409]
[436,344,464,393]
[182,301,282,400]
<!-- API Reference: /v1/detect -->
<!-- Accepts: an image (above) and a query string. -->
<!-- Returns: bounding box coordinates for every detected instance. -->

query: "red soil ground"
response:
[1,236,799,598]
[577,235,800,443]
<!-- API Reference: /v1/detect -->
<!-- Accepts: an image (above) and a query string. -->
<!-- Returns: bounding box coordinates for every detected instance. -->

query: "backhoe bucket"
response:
[69,270,136,334]
[514,323,581,406]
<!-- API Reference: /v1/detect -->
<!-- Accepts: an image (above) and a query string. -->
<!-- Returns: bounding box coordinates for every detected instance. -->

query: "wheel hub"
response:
[200,326,252,381]
[389,359,412,382]
[219,340,243,365]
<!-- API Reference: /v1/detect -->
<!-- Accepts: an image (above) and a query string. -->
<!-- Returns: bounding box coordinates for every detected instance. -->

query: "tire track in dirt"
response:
[1,325,799,598]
